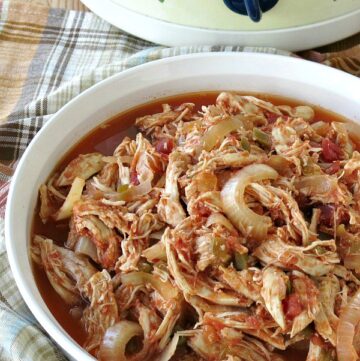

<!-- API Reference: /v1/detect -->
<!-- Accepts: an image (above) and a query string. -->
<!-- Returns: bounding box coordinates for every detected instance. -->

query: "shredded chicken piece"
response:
[253,232,340,277]
[57,153,104,187]
[290,271,320,338]
[82,270,119,353]
[158,151,189,227]
[261,266,288,330]
[247,184,309,244]
[71,214,121,269]
[314,274,339,346]
[31,235,97,305]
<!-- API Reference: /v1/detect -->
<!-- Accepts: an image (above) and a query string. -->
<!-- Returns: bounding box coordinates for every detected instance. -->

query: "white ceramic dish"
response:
[5,53,360,361]
[81,0,360,51]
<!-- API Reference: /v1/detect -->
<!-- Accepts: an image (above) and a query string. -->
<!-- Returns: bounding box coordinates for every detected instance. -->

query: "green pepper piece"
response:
[253,128,271,148]
[315,246,326,255]
[117,184,129,193]
[212,238,231,264]
[138,259,153,273]
[286,279,292,295]
[241,136,251,152]
[234,252,248,271]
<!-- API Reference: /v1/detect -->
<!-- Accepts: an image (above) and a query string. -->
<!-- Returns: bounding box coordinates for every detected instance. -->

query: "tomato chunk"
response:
[264,111,280,124]
[282,293,303,320]
[319,204,335,227]
[321,138,342,162]
[155,138,174,155]
[130,170,140,185]
[325,161,340,175]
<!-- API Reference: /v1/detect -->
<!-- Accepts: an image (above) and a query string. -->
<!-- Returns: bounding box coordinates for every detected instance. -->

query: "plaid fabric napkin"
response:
[0,1,359,360]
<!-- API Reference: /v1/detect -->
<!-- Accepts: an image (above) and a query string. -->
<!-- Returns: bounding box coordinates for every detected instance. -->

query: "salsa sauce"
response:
[32,92,350,359]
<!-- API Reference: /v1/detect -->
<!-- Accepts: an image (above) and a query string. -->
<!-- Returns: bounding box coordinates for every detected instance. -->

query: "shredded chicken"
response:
[33,92,360,361]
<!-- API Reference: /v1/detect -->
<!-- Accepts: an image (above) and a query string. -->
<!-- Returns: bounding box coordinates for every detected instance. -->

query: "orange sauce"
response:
[32,91,351,360]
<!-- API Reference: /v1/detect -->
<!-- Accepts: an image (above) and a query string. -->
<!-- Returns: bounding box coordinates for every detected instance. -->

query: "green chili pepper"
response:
[212,238,231,264]
[315,246,326,255]
[234,252,248,271]
[117,184,129,193]
[253,128,271,148]
[138,259,153,273]
[336,224,346,237]
[241,136,251,152]
[286,279,292,295]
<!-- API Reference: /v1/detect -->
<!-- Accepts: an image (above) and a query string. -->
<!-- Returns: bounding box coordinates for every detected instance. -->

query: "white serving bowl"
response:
[5,53,360,361]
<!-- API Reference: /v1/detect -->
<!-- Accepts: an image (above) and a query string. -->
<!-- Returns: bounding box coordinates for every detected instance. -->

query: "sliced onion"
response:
[54,177,85,221]
[294,105,315,121]
[337,289,360,361]
[98,321,143,361]
[266,155,290,175]
[57,153,104,187]
[154,333,180,361]
[117,179,152,202]
[202,115,244,151]
[120,272,178,300]
[74,236,98,262]
[220,164,278,240]
[205,212,236,233]
[344,121,360,144]
[294,175,337,195]
[142,242,167,262]
[150,231,165,240]
[311,121,331,136]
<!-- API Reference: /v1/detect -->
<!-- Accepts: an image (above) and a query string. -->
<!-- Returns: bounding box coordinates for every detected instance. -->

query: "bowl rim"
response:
[5,52,360,361]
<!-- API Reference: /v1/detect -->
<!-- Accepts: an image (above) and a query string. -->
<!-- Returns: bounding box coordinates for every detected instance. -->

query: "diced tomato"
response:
[205,318,226,332]
[339,208,350,225]
[282,293,303,320]
[155,138,174,155]
[130,170,140,185]
[203,324,221,343]
[321,138,342,162]
[264,111,280,124]
[319,204,335,227]
[195,202,212,217]
[246,316,261,329]
[325,161,340,175]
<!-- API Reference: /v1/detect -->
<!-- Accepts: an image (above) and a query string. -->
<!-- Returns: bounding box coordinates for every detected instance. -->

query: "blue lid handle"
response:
[244,0,262,22]
[223,0,279,22]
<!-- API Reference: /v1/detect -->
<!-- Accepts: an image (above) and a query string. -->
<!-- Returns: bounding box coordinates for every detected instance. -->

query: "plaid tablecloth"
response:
[0,1,359,360]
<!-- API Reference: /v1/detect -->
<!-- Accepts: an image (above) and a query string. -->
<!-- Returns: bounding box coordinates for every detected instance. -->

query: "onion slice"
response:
[99,321,143,361]
[345,121,360,144]
[142,242,167,262]
[294,175,338,195]
[54,177,85,221]
[202,116,244,151]
[154,333,180,361]
[337,289,360,361]
[220,164,278,240]
[205,212,237,233]
[74,236,98,262]
[120,272,178,300]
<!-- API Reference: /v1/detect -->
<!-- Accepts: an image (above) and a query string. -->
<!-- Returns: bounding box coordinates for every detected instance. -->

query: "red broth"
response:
[32,92,350,360]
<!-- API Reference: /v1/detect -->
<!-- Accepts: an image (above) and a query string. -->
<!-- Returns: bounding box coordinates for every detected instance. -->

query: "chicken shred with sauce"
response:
[32,92,360,361]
